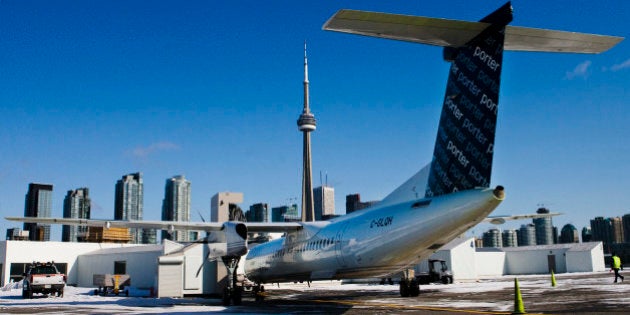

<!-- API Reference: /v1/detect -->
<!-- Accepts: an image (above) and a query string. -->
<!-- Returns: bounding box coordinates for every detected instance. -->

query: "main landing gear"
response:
[399,270,420,297]
[221,256,243,306]
[253,283,266,302]
[220,256,267,305]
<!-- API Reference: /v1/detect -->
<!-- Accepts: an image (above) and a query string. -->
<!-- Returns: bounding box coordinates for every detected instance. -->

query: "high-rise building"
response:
[271,204,299,222]
[502,229,518,247]
[115,172,143,244]
[161,175,191,242]
[246,203,269,222]
[24,183,53,241]
[313,185,334,221]
[559,224,579,243]
[611,217,624,244]
[518,224,536,246]
[590,216,625,253]
[346,194,361,214]
[298,43,317,222]
[533,207,553,245]
[591,216,608,242]
[345,194,379,214]
[582,226,592,242]
[482,228,502,247]
[62,188,91,242]
[211,192,243,222]
[622,213,630,243]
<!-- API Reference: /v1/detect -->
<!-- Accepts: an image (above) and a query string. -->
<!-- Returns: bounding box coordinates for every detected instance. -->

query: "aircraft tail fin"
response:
[424,2,511,197]
[323,2,623,200]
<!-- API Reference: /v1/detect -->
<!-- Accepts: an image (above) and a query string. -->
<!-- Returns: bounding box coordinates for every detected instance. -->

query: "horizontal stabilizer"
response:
[323,10,623,54]
[484,212,563,225]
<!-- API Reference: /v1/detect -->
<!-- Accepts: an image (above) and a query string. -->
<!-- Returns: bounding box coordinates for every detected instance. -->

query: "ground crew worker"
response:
[611,253,624,283]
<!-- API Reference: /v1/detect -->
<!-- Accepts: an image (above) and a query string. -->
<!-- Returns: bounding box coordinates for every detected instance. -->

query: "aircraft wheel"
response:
[399,279,410,297]
[232,287,242,305]
[442,276,452,284]
[255,284,267,302]
[222,287,231,306]
[409,279,420,297]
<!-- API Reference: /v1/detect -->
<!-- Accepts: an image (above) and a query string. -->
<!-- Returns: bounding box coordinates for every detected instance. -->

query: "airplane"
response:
[6,2,622,306]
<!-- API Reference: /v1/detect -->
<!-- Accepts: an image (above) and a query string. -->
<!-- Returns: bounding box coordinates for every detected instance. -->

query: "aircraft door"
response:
[334,222,349,268]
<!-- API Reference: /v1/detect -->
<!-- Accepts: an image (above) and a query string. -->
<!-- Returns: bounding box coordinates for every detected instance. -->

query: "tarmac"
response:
[0,271,628,314]
[252,271,629,314]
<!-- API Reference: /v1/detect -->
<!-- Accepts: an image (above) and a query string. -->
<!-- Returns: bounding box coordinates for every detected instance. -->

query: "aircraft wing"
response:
[483,212,563,225]
[323,9,623,53]
[4,216,303,233]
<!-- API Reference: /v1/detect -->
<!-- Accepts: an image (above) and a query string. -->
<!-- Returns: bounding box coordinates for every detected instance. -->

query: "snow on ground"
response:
[0,282,229,314]
[0,272,628,314]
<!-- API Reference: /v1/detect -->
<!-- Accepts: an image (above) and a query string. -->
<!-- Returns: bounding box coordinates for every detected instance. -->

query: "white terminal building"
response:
[416,237,605,280]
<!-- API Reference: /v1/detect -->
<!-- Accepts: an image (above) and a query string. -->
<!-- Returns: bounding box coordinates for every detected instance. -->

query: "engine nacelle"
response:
[224,221,248,257]
[203,222,248,259]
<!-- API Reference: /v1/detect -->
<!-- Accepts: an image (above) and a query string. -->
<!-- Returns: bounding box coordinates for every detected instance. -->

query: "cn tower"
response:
[298,43,316,222]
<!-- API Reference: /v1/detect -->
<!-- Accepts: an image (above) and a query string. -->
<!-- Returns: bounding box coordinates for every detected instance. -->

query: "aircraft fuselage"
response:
[244,186,503,283]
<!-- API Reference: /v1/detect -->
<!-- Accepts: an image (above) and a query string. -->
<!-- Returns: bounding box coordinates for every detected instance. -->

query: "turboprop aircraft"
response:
[6,2,622,306]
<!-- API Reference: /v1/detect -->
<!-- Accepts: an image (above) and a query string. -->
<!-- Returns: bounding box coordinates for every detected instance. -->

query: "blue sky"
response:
[1,0,628,240]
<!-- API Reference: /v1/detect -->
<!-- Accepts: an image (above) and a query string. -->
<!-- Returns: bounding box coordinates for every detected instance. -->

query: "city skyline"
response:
[1,1,629,239]
[11,177,630,243]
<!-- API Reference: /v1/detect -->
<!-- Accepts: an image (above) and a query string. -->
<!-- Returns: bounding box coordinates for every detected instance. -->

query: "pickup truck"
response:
[22,262,66,298]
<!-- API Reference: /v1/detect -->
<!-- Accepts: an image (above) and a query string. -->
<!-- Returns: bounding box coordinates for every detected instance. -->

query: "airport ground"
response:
[0,271,628,314]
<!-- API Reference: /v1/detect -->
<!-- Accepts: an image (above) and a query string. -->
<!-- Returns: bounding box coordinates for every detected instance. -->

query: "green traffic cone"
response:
[551,270,557,287]
[513,278,526,314]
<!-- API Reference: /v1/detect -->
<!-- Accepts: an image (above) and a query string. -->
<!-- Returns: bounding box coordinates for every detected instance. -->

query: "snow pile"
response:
[0,285,229,314]
[1,280,22,291]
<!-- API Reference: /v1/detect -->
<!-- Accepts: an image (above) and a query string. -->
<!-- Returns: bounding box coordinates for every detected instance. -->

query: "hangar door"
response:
[158,256,183,298]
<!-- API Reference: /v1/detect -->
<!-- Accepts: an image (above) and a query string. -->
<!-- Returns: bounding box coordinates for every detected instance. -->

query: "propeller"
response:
[195,251,215,277]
